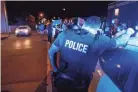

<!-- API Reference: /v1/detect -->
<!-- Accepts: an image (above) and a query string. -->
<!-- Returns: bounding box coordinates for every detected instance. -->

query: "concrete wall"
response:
[1,1,10,33]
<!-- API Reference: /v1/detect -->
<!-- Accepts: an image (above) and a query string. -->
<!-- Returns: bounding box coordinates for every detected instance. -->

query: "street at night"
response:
[1,32,102,92]
[1,32,49,91]
[1,1,138,92]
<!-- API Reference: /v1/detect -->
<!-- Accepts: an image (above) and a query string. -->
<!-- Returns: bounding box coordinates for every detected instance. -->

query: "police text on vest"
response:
[65,40,88,53]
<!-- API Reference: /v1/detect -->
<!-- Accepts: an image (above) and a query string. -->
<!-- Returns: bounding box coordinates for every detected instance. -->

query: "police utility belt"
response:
[51,71,86,89]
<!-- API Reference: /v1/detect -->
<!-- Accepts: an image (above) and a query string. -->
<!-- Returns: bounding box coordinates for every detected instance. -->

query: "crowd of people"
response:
[36,18,79,43]
[47,16,137,92]
[36,17,138,46]
[104,18,138,38]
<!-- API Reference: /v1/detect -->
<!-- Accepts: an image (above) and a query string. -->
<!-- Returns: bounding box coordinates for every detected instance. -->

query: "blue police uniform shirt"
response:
[39,24,45,31]
[53,29,116,81]
[47,24,53,36]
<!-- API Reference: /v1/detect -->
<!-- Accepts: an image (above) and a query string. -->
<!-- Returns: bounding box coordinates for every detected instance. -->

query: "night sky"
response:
[6,1,113,20]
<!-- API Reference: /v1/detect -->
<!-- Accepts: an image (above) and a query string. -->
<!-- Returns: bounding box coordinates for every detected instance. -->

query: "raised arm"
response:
[97,28,135,55]
[114,28,135,48]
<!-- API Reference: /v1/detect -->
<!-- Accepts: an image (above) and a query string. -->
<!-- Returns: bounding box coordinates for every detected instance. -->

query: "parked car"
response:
[98,37,138,92]
[15,25,31,36]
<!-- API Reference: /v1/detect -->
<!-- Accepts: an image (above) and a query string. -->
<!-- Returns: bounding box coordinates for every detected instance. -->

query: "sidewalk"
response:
[46,42,54,92]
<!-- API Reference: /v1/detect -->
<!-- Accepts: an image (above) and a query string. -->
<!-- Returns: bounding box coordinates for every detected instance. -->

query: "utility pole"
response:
[1,1,10,36]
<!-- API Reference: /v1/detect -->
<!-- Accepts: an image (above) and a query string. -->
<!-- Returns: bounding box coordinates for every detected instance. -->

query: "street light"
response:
[63,8,66,11]
[40,13,44,17]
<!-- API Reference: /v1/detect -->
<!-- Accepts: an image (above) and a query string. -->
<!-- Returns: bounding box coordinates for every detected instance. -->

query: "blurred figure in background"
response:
[54,24,61,39]
[52,25,56,39]
[56,24,62,33]
[38,23,45,39]
[104,22,111,37]
[35,24,39,33]
[62,19,68,31]
[47,23,53,43]
[110,18,119,38]
[117,23,127,32]
[77,17,85,28]
[67,17,81,30]
[121,23,127,30]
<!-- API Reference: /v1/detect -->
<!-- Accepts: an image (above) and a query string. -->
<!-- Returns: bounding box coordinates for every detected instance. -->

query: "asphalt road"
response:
[1,32,49,92]
[1,32,102,92]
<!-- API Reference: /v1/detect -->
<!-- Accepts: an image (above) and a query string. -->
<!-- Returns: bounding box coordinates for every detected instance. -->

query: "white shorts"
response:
[40,31,45,35]
[40,30,47,35]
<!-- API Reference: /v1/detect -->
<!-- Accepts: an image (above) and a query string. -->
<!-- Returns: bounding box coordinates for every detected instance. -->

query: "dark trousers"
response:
[48,35,52,43]
[55,78,88,92]
[54,33,58,39]
[54,74,93,92]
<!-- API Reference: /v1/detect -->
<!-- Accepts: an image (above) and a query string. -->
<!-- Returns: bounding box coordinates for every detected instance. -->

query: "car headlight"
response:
[15,30,19,34]
[24,29,29,33]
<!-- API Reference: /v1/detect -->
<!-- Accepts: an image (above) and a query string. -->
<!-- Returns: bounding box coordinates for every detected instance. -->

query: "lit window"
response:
[115,8,119,16]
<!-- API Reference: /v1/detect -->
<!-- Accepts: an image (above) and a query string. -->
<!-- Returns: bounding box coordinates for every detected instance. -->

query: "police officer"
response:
[48,16,134,92]
[47,23,53,43]
[38,23,45,39]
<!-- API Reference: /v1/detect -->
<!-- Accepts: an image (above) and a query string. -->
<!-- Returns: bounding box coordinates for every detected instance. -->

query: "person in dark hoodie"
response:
[47,23,53,43]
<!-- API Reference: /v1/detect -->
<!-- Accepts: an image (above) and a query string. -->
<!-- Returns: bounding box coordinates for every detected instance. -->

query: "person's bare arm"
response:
[48,32,63,72]
[55,26,62,31]
[114,29,126,38]
[98,28,135,55]
[48,44,60,72]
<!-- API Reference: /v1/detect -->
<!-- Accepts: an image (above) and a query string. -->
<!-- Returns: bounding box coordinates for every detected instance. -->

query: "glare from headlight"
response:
[24,39,32,49]
[24,29,29,33]
[15,30,19,34]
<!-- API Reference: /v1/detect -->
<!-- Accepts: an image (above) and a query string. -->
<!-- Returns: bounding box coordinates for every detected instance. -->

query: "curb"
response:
[1,36,9,40]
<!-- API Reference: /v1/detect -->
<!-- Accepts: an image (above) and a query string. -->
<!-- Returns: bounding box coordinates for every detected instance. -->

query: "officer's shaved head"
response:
[82,16,101,35]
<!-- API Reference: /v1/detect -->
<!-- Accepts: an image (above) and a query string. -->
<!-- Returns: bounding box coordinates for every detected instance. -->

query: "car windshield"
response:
[18,27,27,29]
